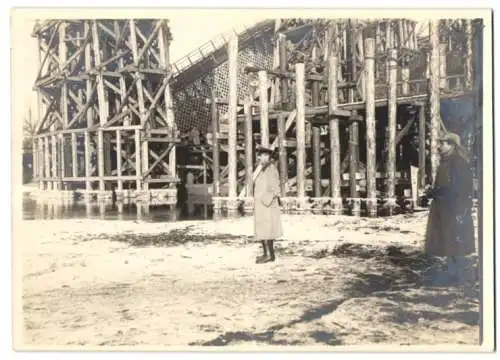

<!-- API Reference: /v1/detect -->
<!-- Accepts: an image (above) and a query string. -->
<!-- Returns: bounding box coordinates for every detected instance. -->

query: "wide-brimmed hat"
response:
[439,132,462,147]
[256,144,275,154]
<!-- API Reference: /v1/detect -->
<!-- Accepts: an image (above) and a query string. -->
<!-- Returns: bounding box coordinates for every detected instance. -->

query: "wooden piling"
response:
[439,43,448,89]
[429,20,441,183]
[311,74,321,198]
[277,114,287,195]
[116,130,123,190]
[328,54,342,215]
[51,135,58,190]
[211,90,220,197]
[357,30,365,100]
[465,19,473,89]
[59,135,65,188]
[129,20,149,191]
[97,129,105,191]
[227,34,239,203]
[418,103,426,205]
[84,132,91,191]
[279,33,288,108]
[295,63,306,200]
[364,38,377,217]
[259,70,269,147]
[38,138,44,189]
[386,48,398,215]
[244,95,254,198]
[71,133,77,177]
[135,128,141,190]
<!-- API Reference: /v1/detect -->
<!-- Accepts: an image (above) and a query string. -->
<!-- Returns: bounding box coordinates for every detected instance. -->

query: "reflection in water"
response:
[22,195,219,222]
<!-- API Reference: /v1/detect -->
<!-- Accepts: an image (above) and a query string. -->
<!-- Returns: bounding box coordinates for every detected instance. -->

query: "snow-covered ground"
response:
[15,211,480,349]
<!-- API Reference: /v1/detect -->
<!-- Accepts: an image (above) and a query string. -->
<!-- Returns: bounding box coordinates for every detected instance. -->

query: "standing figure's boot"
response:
[267,240,276,262]
[256,240,269,263]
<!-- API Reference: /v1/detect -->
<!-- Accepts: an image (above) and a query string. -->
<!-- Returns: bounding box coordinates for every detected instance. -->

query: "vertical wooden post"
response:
[259,70,269,147]
[211,90,220,197]
[243,95,254,198]
[295,63,306,201]
[279,33,288,109]
[311,77,321,198]
[349,75,360,218]
[38,138,44,189]
[51,134,58,190]
[328,55,342,215]
[429,20,441,184]
[135,128,141,190]
[418,103,426,206]
[129,19,148,192]
[277,115,287,196]
[364,38,377,217]
[97,129,105,190]
[59,135,65,187]
[439,43,448,89]
[84,21,94,194]
[465,19,473,89]
[386,20,393,50]
[104,133,112,183]
[91,20,108,192]
[227,34,239,206]
[32,139,37,182]
[386,49,398,215]
[357,29,365,100]
[116,130,123,191]
[44,136,51,190]
[84,132,91,192]
[59,23,68,130]
[71,133,77,178]
[158,21,176,181]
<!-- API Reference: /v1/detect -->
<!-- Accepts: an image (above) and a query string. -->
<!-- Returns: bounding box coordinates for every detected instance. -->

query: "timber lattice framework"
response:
[170,18,482,216]
[30,18,483,216]
[31,19,178,204]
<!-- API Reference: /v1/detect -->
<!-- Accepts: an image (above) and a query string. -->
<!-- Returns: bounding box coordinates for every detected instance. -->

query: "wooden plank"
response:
[279,33,289,108]
[429,20,441,183]
[244,95,254,197]
[91,21,108,126]
[97,129,105,190]
[129,19,149,190]
[135,128,141,189]
[418,104,426,205]
[311,76,321,198]
[71,133,77,177]
[116,130,122,190]
[386,48,398,215]
[295,63,306,199]
[277,115,287,195]
[259,70,269,147]
[365,38,376,217]
[328,54,342,214]
[439,43,448,89]
[211,90,220,197]
[227,34,238,200]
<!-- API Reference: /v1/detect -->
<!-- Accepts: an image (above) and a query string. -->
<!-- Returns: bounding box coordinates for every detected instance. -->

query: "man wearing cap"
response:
[253,145,283,264]
[424,131,476,286]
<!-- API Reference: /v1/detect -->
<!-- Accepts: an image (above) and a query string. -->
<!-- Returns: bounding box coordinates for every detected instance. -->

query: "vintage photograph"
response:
[11,8,494,351]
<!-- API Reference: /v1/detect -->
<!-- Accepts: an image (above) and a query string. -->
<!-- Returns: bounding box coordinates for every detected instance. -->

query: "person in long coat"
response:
[253,145,283,264]
[424,131,475,284]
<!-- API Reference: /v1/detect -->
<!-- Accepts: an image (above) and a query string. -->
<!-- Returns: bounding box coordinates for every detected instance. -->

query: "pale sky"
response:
[11,11,434,129]
[11,12,264,126]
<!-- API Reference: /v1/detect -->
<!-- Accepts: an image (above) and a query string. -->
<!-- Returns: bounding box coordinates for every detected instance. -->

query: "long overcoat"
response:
[253,162,283,241]
[424,151,475,256]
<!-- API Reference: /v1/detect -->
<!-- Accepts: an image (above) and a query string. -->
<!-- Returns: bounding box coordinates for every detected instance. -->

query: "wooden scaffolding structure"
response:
[171,18,481,216]
[31,19,179,204]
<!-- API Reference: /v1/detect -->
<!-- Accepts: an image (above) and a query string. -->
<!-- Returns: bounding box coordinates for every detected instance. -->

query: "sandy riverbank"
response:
[16,212,480,349]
